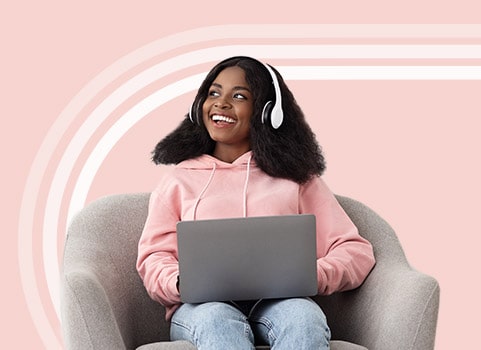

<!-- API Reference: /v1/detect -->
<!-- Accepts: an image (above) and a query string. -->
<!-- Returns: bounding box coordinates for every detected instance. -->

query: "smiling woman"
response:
[138,56,375,349]
[153,56,326,184]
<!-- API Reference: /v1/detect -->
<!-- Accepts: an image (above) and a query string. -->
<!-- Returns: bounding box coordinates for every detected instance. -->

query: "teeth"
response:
[212,115,235,123]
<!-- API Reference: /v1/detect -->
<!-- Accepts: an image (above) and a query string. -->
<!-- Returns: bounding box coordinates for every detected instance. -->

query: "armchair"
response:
[61,193,439,349]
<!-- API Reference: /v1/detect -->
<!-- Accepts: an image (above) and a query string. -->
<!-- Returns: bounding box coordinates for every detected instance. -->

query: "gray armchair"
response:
[61,193,439,350]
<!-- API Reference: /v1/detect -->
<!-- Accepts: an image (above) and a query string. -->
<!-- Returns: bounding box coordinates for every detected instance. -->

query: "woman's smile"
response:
[211,114,236,125]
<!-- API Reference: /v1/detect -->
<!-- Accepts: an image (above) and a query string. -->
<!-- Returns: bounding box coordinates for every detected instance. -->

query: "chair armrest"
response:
[61,269,126,350]
[315,264,440,350]
[363,265,439,349]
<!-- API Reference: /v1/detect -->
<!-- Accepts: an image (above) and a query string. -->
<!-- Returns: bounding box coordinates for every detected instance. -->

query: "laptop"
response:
[176,214,318,304]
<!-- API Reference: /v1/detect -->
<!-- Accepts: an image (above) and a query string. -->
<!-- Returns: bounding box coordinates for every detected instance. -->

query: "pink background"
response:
[3,1,481,349]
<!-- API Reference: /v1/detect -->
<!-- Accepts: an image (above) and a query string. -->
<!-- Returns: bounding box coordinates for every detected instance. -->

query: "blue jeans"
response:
[170,298,331,350]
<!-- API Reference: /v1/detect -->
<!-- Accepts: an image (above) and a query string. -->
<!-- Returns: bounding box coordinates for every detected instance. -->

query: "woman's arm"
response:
[136,188,181,307]
[299,177,376,295]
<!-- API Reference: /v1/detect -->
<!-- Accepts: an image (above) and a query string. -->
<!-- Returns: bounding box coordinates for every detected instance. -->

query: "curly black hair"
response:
[152,56,325,184]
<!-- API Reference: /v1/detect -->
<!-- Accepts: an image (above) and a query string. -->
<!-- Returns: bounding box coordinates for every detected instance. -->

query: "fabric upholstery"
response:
[61,193,439,349]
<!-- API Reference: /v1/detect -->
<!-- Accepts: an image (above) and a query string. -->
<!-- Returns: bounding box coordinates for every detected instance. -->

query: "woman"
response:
[137,56,375,349]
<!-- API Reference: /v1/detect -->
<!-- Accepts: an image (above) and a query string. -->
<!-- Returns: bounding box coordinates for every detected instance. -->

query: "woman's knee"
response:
[171,302,255,348]
[173,302,246,329]
[251,298,330,348]
[277,298,328,330]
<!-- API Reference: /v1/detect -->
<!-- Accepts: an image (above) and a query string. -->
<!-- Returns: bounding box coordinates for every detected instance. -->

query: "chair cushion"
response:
[136,340,196,349]
[136,340,367,350]
[255,341,367,350]
[330,340,368,350]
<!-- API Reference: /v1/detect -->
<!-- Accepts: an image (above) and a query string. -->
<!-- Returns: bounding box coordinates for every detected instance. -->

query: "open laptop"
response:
[176,214,318,304]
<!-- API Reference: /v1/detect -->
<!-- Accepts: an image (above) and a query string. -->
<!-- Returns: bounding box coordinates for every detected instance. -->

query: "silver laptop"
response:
[176,214,318,304]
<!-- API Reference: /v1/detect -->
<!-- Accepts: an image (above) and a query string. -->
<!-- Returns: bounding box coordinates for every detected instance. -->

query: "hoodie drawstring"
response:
[192,163,217,220]
[242,155,252,218]
[192,155,252,220]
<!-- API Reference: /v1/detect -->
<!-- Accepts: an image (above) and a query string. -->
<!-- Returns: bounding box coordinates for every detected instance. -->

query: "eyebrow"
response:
[211,82,251,93]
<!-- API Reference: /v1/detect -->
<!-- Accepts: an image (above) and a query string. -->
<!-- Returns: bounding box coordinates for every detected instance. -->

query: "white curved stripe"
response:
[279,65,481,80]
[68,73,205,218]
[45,44,481,320]
[70,64,481,219]
[68,65,481,223]
[24,24,481,349]
[47,43,481,253]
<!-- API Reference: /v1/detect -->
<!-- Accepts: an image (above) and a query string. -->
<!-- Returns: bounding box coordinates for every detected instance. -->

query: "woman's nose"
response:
[214,97,231,108]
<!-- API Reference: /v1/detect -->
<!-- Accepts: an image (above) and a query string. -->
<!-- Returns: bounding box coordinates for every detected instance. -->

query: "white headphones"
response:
[260,63,284,129]
[189,60,284,129]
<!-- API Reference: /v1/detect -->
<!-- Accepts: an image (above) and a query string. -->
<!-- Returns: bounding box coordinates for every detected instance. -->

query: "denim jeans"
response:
[170,297,331,350]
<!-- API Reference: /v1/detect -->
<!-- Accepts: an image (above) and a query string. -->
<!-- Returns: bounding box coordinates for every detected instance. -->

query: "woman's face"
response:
[202,66,254,157]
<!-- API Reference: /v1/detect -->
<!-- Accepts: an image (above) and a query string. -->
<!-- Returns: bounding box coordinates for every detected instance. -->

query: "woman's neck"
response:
[212,144,251,163]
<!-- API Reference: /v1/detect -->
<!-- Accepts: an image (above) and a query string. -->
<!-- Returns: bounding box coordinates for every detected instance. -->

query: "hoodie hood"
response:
[177,151,254,220]
[177,151,254,170]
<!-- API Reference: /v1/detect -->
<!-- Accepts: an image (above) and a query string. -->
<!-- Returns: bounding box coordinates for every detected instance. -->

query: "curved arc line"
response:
[19,24,481,349]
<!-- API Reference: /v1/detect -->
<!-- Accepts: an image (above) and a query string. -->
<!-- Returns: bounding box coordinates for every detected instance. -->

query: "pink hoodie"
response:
[137,151,375,320]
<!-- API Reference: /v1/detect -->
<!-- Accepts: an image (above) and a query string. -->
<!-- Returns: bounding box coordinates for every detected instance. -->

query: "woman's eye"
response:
[233,93,246,100]
[207,89,247,100]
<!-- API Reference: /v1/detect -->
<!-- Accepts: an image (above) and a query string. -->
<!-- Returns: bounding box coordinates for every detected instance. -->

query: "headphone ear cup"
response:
[189,101,202,125]
[261,100,273,125]
[262,63,283,129]
[189,103,195,124]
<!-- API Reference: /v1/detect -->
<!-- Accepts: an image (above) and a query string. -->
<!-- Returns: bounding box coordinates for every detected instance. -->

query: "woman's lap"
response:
[170,298,330,350]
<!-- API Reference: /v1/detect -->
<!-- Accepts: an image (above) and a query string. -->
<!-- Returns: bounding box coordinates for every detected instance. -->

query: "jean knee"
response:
[171,302,255,348]
[252,298,330,347]
[285,298,328,329]
[173,302,241,329]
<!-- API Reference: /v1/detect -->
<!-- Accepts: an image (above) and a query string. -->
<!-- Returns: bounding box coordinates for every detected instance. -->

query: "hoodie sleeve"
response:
[299,177,376,295]
[136,183,181,308]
